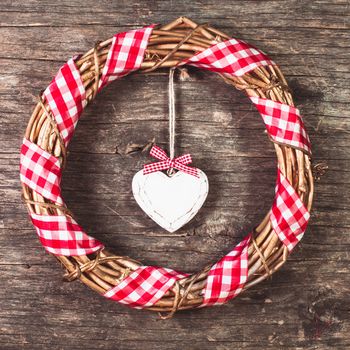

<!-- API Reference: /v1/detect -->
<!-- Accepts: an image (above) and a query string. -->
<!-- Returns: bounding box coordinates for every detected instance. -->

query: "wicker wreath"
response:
[20,17,314,318]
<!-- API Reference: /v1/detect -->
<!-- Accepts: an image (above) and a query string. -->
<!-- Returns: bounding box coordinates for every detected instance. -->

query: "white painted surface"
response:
[132,169,209,232]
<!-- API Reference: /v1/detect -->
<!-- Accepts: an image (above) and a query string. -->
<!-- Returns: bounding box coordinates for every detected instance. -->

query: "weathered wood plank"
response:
[1,0,349,349]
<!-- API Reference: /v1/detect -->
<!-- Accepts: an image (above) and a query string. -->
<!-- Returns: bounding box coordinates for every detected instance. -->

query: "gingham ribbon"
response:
[104,266,188,308]
[20,25,313,309]
[181,38,310,154]
[98,25,154,90]
[43,58,87,146]
[21,26,154,258]
[20,138,103,256]
[30,212,104,256]
[201,234,251,306]
[143,145,199,177]
[20,138,63,204]
[182,38,275,76]
[250,96,311,154]
[271,169,310,251]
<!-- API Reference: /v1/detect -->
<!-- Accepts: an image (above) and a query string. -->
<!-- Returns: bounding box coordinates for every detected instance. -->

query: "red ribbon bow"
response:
[143,145,199,177]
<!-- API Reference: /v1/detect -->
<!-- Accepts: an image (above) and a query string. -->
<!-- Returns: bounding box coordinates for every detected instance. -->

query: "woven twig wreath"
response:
[20,17,314,319]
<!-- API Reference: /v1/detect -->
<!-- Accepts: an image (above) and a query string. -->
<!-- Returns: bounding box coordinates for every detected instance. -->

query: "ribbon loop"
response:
[143,145,199,177]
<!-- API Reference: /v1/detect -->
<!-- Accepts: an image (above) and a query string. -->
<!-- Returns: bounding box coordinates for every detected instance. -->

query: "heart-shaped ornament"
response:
[132,169,209,232]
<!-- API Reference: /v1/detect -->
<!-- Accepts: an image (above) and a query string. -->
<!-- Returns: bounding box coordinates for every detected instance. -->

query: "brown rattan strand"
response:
[22,17,314,317]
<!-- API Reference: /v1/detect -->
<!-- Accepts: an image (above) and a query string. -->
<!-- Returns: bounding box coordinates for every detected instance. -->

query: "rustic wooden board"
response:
[1,1,349,349]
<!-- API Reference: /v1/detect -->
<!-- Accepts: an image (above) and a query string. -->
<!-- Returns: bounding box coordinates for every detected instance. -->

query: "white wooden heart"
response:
[132,169,209,232]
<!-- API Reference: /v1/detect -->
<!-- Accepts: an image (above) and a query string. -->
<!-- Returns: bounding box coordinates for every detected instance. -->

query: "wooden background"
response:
[1,1,349,349]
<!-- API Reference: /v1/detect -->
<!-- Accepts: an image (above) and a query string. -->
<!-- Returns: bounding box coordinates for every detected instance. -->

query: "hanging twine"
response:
[168,67,176,160]
[166,66,191,176]
[167,67,176,176]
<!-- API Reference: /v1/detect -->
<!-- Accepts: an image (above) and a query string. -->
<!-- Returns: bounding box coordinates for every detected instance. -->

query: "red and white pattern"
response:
[181,39,310,154]
[98,25,154,90]
[43,58,86,146]
[183,38,274,76]
[271,169,310,251]
[104,266,188,308]
[201,234,251,306]
[250,96,311,154]
[20,138,63,204]
[21,24,313,310]
[143,144,198,177]
[30,212,104,256]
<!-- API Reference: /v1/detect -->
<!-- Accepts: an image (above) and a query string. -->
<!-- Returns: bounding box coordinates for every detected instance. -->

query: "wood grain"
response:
[0,1,349,349]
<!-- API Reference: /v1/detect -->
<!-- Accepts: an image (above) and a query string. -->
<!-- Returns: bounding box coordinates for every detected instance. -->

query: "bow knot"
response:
[168,159,176,168]
[143,145,199,177]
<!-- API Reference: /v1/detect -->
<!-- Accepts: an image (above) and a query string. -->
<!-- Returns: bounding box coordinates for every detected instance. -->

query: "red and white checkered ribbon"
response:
[143,144,199,177]
[180,38,310,154]
[271,169,310,251]
[43,58,87,146]
[20,138,103,256]
[98,25,154,90]
[22,26,154,258]
[182,38,275,76]
[30,212,104,256]
[21,25,312,309]
[104,266,188,308]
[20,138,63,204]
[201,234,251,306]
[250,96,311,154]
